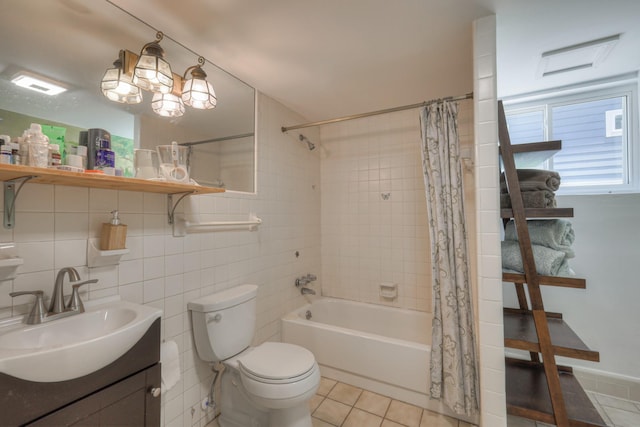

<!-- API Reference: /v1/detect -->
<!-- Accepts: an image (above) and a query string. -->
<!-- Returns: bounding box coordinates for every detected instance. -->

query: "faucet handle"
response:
[305,274,317,281]
[66,279,98,312]
[10,290,46,324]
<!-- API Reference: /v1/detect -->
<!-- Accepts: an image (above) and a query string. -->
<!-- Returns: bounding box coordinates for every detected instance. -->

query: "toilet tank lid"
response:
[188,284,258,312]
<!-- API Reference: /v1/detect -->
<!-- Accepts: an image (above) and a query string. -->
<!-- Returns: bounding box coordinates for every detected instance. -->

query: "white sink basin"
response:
[0,297,162,382]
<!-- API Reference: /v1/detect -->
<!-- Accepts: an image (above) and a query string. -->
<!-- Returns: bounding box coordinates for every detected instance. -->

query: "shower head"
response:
[299,134,315,151]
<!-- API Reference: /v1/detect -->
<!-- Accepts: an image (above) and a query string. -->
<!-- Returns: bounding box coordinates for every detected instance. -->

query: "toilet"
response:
[188,284,320,427]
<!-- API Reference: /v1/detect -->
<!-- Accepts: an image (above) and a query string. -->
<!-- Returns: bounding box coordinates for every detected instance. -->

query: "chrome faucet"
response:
[295,273,317,295]
[50,267,81,314]
[10,267,98,324]
[295,274,317,287]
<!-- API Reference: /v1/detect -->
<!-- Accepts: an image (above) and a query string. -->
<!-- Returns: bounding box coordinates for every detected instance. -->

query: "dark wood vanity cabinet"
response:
[0,319,161,427]
[27,364,160,427]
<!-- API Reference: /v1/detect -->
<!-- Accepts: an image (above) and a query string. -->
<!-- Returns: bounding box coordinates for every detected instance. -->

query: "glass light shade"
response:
[101,65,143,104]
[182,66,217,109]
[133,42,173,94]
[151,92,185,117]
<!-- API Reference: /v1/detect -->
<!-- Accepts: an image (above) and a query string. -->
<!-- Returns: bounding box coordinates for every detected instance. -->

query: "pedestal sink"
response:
[0,296,162,382]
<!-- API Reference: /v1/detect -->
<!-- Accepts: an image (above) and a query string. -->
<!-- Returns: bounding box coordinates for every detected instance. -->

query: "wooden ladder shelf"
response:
[498,101,606,427]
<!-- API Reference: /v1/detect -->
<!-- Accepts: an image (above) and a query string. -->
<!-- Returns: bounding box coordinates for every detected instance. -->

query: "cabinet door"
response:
[28,365,160,427]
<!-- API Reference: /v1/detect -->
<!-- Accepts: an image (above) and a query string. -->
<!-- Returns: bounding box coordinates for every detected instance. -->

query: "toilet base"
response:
[218,368,314,427]
[269,405,313,427]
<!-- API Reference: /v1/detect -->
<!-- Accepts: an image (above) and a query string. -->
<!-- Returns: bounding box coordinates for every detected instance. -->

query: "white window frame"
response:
[504,82,639,195]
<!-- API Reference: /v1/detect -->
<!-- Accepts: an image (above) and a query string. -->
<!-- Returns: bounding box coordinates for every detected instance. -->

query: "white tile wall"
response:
[473,14,507,427]
[319,101,475,312]
[0,93,321,427]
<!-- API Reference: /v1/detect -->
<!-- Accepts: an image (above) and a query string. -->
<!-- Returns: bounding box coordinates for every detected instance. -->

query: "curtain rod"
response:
[281,92,473,132]
[180,132,255,147]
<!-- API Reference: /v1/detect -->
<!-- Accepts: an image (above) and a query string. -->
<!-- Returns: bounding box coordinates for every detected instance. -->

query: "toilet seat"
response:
[238,342,316,384]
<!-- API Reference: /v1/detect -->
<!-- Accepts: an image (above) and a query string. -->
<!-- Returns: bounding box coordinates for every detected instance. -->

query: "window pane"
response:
[551,97,625,187]
[506,110,545,145]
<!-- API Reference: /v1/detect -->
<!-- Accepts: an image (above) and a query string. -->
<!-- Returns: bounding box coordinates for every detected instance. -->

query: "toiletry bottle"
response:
[95,139,115,170]
[48,144,61,167]
[0,145,11,164]
[100,210,127,250]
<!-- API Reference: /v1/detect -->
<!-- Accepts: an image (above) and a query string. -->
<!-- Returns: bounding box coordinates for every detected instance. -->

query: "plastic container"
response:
[134,149,159,179]
[156,142,189,183]
[24,123,49,167]
[48,144,61,167]
[0,146,11,164]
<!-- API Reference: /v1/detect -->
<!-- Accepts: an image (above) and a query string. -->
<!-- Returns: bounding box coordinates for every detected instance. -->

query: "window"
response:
[504,84,637,194]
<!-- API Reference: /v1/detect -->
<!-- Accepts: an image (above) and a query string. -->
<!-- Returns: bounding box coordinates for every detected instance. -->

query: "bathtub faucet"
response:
[295,274,317,287]
[300,287,316,295]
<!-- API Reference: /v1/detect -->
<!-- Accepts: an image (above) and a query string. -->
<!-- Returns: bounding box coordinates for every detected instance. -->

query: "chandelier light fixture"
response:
[100,50,143,104]
[181,57,217,110]
[100,30,218,118]
[132,31,174,94]
[152,92,185,117]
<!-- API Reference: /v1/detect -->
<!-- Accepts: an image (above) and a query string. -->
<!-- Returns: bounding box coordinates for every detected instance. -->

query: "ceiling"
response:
[3,0,640,126]
[110,0,640,122]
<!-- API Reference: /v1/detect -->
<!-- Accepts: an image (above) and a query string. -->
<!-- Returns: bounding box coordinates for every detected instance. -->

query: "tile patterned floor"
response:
[206,377,640,427]
[310,377,474,427]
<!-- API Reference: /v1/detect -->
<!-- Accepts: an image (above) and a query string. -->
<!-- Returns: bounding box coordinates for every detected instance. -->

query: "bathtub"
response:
[282,297,471,421]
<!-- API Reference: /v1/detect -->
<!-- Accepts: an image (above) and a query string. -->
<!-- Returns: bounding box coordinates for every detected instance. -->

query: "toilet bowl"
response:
[188,285,320,427]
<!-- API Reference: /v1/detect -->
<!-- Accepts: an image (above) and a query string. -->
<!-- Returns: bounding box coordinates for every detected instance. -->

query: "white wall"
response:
[0,92,321,427]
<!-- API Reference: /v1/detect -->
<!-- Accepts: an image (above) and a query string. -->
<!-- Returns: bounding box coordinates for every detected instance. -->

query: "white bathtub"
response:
[282,297,471,421]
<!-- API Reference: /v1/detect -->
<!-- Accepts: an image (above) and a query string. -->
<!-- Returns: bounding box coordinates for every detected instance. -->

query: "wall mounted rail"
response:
[172,215,262,237]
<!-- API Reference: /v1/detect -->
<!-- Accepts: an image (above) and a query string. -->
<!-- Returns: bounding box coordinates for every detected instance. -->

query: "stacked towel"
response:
[500,169,561,193]
[501,240,574,277]
[500,169,561,209]
[500,191,557,209]
[502,219,576,277]
[504,219,575,258]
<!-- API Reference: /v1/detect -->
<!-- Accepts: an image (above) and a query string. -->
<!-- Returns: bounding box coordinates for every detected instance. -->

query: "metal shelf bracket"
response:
[4,176,37,229]
[167,192,194,225]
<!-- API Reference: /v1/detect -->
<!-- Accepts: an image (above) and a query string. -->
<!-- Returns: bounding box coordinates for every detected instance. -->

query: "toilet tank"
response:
[188,284,258,362]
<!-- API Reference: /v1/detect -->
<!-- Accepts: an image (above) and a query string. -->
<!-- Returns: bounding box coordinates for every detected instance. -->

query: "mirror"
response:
[0,0,256,192]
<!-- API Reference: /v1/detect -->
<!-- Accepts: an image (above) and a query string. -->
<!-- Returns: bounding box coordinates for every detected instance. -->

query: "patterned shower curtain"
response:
[419,101,479,417]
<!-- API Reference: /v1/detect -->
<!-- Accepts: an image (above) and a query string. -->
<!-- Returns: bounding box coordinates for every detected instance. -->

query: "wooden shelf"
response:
[501,207,574,219]
[506,359,607,427]
[504,310,599,362]
[503,272,586,289]
[0,164,224,195]
[500,140,562,168]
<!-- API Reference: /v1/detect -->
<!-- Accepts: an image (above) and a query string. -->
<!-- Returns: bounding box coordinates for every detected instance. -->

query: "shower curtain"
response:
[419,101,479,417]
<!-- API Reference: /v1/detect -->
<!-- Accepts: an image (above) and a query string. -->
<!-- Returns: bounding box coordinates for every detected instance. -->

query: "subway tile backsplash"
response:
[319,101,474,312]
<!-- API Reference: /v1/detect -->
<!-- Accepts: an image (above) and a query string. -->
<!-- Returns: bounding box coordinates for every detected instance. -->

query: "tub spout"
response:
[301,287,316,295]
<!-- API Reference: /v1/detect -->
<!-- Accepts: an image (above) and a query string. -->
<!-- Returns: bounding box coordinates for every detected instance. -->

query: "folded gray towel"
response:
[504,219,575,258]
[500,169,561,193]
[501,240,571,276]
[500,190,556,209]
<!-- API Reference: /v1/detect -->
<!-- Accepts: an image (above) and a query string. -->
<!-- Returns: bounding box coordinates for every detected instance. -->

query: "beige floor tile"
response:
[312,417,336,427]
[317,377,338,396]
[327,382,363,406]
[355,390,392,417]
[420,409,458,427]
[309,394,325,412]
[313,398,352,426]
[386,400,423,427]
[343,408,383,427]
[604,406,640,427]
[381,420,406,427]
